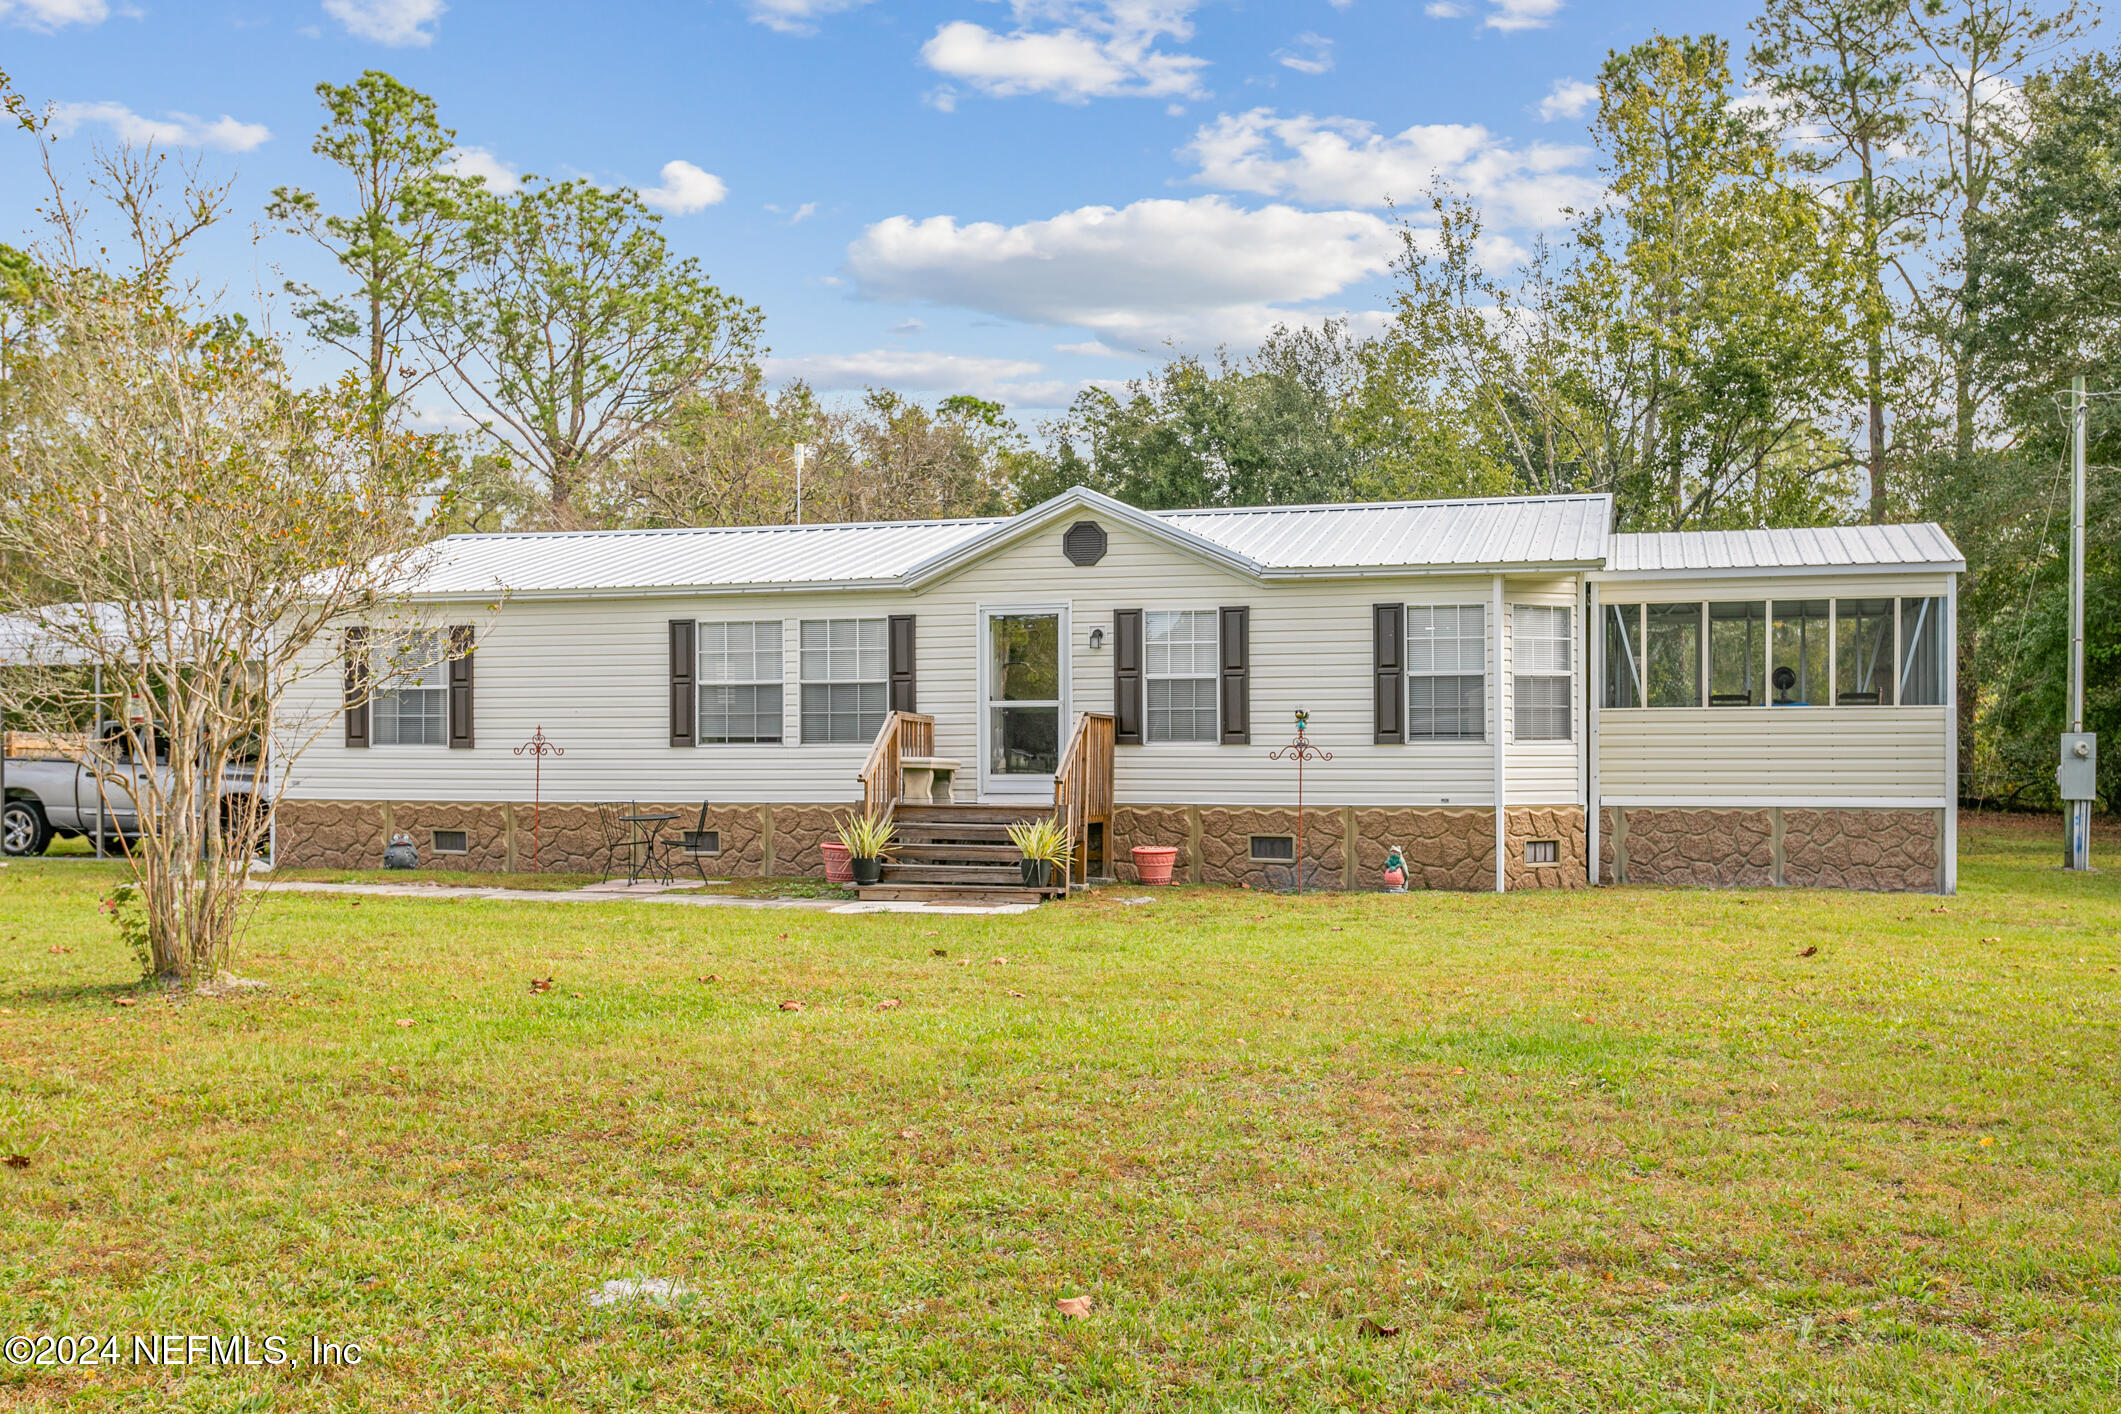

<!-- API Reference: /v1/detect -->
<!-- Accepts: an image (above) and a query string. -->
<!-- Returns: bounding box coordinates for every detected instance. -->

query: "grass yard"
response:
[1,815,2118,1411]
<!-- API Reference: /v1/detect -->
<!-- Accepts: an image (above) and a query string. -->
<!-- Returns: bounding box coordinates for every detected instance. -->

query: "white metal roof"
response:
[396,515,1010,598]
[1164,494,1612,573]
[396,488,1618,599]
[386,487,1956,600]
[1607,523,1963,576]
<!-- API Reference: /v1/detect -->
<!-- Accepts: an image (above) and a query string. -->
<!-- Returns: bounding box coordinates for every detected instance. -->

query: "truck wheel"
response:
[1,799,52,857]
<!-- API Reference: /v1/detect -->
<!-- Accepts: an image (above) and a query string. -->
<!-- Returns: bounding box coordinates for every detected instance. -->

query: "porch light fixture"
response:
[1088,627,1105,650]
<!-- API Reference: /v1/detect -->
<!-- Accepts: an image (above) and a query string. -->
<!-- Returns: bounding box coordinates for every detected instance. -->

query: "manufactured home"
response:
[272,486,1962,896]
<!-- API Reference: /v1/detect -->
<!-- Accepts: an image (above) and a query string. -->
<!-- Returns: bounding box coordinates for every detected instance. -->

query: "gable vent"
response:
[1062,520,1108,566]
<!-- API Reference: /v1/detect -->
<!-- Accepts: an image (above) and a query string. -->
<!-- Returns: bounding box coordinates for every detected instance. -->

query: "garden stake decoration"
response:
[512,726,564,871]
[1266,709,1332,894]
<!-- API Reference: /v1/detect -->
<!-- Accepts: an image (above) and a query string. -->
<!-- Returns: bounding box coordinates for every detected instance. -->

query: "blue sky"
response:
[0,0,1761,425]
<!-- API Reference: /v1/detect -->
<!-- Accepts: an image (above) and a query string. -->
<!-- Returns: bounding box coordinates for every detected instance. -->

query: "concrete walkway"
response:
[264,878,1038,916]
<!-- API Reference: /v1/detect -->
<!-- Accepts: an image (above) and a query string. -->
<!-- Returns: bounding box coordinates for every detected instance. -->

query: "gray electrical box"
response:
[2058,732,2098,801]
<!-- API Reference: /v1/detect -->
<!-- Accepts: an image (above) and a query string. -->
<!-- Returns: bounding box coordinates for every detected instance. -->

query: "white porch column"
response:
[1586,577,1600,886]
[1493,574,1506,894]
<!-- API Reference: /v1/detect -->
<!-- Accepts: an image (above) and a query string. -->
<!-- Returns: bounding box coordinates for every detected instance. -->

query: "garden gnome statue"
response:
[1382,844,1408,893]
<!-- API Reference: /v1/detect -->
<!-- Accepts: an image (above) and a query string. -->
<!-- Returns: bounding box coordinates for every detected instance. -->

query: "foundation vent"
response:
[1249,834,1296,863]
[1525,839,1558,865]
[432,829,469,855]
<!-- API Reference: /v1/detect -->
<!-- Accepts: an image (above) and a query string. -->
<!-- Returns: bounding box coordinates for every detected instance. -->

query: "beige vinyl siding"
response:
[281,519,1587,807]
[1598,707,1951,804]
[1593,570,1953,806]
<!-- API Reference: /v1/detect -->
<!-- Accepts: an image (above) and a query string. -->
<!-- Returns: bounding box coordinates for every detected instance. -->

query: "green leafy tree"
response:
[1041,322,1373,510]
[420,177,763,518]
[1750,0,1926,520]
[1579,32,1864,527]
[265,72,463,441]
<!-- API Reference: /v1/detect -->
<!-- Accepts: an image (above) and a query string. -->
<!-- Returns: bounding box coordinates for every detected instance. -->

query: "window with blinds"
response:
[799,618,888,744]
[1512,604,1572,740]
[698,621,784,743]
[1407,604,1486,740]
[1144,609,1219,743]
[372,631,447,746]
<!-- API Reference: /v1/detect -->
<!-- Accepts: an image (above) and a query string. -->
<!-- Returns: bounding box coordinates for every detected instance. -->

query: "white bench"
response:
[898,756,960,806]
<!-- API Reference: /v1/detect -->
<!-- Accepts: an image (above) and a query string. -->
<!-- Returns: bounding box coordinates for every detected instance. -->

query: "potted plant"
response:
[836,811,896,887]
[1005,817,1074,890]
[820,839,854,885]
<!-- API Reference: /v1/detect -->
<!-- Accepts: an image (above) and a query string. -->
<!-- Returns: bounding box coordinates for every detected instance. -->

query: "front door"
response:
[981,607,1067,799]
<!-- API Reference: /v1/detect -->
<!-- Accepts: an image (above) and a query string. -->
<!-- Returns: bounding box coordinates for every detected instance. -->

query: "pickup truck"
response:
[1,729,256,856]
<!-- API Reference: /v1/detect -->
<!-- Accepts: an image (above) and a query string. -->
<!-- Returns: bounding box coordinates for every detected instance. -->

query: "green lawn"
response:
[1,815,2117,1411]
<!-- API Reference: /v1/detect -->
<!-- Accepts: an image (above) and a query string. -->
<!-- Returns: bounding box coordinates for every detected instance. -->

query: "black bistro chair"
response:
[661,801,719,885]
[594,801,630,881]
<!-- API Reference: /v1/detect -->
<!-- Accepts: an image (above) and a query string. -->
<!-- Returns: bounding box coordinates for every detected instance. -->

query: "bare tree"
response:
[0,136,443,988]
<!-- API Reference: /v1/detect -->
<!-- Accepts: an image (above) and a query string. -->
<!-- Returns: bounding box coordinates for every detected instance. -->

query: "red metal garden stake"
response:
[512,726,564,872]
[1267,709,1332,894]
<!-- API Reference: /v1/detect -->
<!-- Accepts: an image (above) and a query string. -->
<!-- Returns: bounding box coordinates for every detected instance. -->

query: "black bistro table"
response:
[619,812,681,885]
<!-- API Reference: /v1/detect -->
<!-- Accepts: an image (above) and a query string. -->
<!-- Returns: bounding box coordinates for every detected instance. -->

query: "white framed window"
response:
[1144,609,1219,743]
[699,621,783,744]
[1408,604,1486,740]
[372,631,446,746]
[799,618,887,744]
[1512,604,1573,741]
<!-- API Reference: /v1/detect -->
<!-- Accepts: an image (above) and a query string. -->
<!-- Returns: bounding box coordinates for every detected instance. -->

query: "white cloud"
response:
[0,0,109,29]
[846,194,1396,350]
[788,201,818,224]
[1056,340,1133,358]
[47,101,271,152]
[920,1,1209,104]
[1426,0,1559,29]
[1274,32,1333,77]
[442,145,519,193]
[765,349,1070,406]
[1183,108,1598,228]
[1537,77,1598,122]
[638,160,728,215]
[323,0,443,47]
[747,0,870,35]
[1485,0,1562,31]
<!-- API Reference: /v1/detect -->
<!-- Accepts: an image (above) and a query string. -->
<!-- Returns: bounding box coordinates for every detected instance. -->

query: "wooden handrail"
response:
[1052,711,1116,895]
[856,711,935,820]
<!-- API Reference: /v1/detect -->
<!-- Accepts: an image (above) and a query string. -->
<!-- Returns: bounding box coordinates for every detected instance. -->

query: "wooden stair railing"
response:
[1052,711,1115,895]
[856,711,935,820]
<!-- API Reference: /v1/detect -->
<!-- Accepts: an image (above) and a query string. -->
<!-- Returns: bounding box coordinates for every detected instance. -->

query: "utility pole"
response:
[2061,376,2095,871]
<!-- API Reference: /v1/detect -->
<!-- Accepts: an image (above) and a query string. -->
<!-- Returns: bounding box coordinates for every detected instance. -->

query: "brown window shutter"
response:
[1112,609,1143,745]
[343,626,370,749]
[447,625,475,749]
[1373,603,1406,743]
[669,619,697,748]
[1218,605,1250,745]
[888,614,917,714]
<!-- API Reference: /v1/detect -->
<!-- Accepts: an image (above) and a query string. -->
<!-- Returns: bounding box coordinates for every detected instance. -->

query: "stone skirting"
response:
[273,799,1940,892]
[1114,804,1589,891]
[1600,805,1941,892]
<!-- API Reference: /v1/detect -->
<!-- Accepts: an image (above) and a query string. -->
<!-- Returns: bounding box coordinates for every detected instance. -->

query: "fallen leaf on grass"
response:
[1056,1295,1093,1318]
[393,1018,414,1027]
[956,960,971,968]
[528,977,554,994]
[1798,946,1818,957]
[113,998,135,1008]
[991,957,1008,965]
[47,946,69,955]
[779,1000,805,1012]
[2,1155,29,1169]
[1982,936,2001,944]
[930,948,947,957]
[876,998,902,1011]
[1358,1316,1401,1339]
[923,930,940,937]
[699,974,723,983]
[1008,989,1024,998]
[570,992,585,999]
[896,1127,918,1140]
[1932,906,1950,914]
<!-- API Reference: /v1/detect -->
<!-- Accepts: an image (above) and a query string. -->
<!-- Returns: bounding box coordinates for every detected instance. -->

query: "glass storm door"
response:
[983,609,1066,797]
